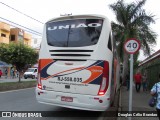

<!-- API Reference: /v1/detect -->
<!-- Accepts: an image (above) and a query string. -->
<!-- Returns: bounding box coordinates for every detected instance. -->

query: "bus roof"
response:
[46,14,110,24]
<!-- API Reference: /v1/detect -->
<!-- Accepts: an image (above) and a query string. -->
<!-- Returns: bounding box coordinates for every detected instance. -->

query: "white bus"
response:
[36,14,120,111]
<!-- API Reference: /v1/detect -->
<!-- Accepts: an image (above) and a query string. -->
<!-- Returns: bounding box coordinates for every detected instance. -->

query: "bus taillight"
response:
[98,61,109,96]
[38,83,42,89]
[37,59,42,89]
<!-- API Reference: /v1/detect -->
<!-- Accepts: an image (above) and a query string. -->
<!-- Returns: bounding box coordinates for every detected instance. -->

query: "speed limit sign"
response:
[124,38,140,54]
[124,38,141,117]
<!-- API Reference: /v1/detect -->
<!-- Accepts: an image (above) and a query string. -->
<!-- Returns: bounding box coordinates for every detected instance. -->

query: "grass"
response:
[0,81,37,92]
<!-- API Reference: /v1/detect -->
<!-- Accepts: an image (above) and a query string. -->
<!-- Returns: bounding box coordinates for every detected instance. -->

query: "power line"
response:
[0,17,42,36]
[0,1,44,24]
[0,17,42,35]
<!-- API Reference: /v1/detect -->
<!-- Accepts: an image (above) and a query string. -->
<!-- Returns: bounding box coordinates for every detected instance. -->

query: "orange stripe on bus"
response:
[40,59,54,70]
[42,67,85,80]
[82,66,103,84]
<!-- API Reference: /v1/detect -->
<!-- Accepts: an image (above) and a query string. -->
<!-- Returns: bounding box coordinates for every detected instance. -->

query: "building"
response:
[139,49,160,88]
[10,28,31,46]
[0,22,32,46]
[32,37,41,48]
[24,32,32,46]
[139,49,160,67]
[31,37,42,52]
[0,22,32,77]
[0,22,10,44]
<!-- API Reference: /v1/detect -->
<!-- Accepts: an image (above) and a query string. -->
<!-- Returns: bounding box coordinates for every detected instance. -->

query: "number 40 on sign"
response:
[124,38,141,54]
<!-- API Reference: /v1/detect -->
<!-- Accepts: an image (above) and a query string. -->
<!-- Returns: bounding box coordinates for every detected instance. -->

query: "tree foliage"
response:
[109,0,157,81]
[110,0,157,56]
[0,43,38,82]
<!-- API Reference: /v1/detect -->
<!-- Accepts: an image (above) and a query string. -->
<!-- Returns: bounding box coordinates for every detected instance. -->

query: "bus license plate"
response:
[61,96,73,102]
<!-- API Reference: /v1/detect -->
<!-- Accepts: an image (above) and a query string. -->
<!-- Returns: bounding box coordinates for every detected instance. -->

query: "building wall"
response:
[10,28,25,44]
[146,64,160,89]
[0,22,10,44]
[24,32,31,46]
[139,55,160,89]
[0,22,32,46]
[10,28,18,43]
[31,37,42,48]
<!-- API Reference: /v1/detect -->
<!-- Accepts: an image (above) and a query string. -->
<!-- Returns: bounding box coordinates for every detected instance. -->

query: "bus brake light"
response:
[38,83,42,89]
[37,60,42,90]
[98,61,109,95]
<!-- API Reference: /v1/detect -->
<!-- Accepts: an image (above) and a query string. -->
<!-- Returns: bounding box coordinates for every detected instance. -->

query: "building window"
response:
[1,33,6,37]
[11,35,15,41]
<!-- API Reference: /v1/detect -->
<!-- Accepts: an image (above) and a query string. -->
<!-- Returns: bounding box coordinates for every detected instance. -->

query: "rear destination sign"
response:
[48,23,102,30]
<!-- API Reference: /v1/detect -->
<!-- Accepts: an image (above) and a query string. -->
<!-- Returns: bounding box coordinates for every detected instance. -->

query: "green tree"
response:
[0,43,38,82]
[109,0,157,81]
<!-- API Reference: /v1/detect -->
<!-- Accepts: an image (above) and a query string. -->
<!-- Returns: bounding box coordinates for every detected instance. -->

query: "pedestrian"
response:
[5,68,8,78]
[15,70,18,78]
[150,74,160,120]
[10,67,14,79]
[12,69,15,78]
[142,73,147,91]
[16,71,19,78]
[126,72,130,91]
[134,71,142,92]
[0,70,2,78]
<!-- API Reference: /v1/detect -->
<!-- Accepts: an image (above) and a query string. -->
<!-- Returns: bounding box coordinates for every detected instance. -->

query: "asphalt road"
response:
[0,88,107,120]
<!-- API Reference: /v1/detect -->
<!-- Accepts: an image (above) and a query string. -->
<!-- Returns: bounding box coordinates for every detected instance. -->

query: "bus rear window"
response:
[46,19,103,47]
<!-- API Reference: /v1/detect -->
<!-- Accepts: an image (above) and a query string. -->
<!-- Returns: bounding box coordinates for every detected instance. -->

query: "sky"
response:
[0,0,160,61]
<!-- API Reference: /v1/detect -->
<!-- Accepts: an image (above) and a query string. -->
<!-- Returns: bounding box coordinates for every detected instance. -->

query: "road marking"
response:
[0,87,35,94]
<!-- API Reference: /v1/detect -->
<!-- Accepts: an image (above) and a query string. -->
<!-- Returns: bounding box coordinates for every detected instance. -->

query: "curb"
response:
[0,87,35,93]
[102,86,121,120]
[117,86,122,120]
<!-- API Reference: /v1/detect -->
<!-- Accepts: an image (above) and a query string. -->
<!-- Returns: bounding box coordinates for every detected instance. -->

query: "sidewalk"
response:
[119,85,158,120]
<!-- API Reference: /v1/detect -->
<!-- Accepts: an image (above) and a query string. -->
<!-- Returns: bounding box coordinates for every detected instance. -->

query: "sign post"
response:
[124,38,140,120]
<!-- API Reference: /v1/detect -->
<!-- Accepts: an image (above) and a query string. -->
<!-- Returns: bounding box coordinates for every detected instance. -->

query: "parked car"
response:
[24,68,37,79]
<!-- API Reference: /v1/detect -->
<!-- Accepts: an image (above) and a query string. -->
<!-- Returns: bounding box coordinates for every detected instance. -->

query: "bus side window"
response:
[108,34,112,51]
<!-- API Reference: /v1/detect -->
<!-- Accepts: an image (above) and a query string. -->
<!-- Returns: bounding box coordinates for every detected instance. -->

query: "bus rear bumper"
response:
[36,88,110,111]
